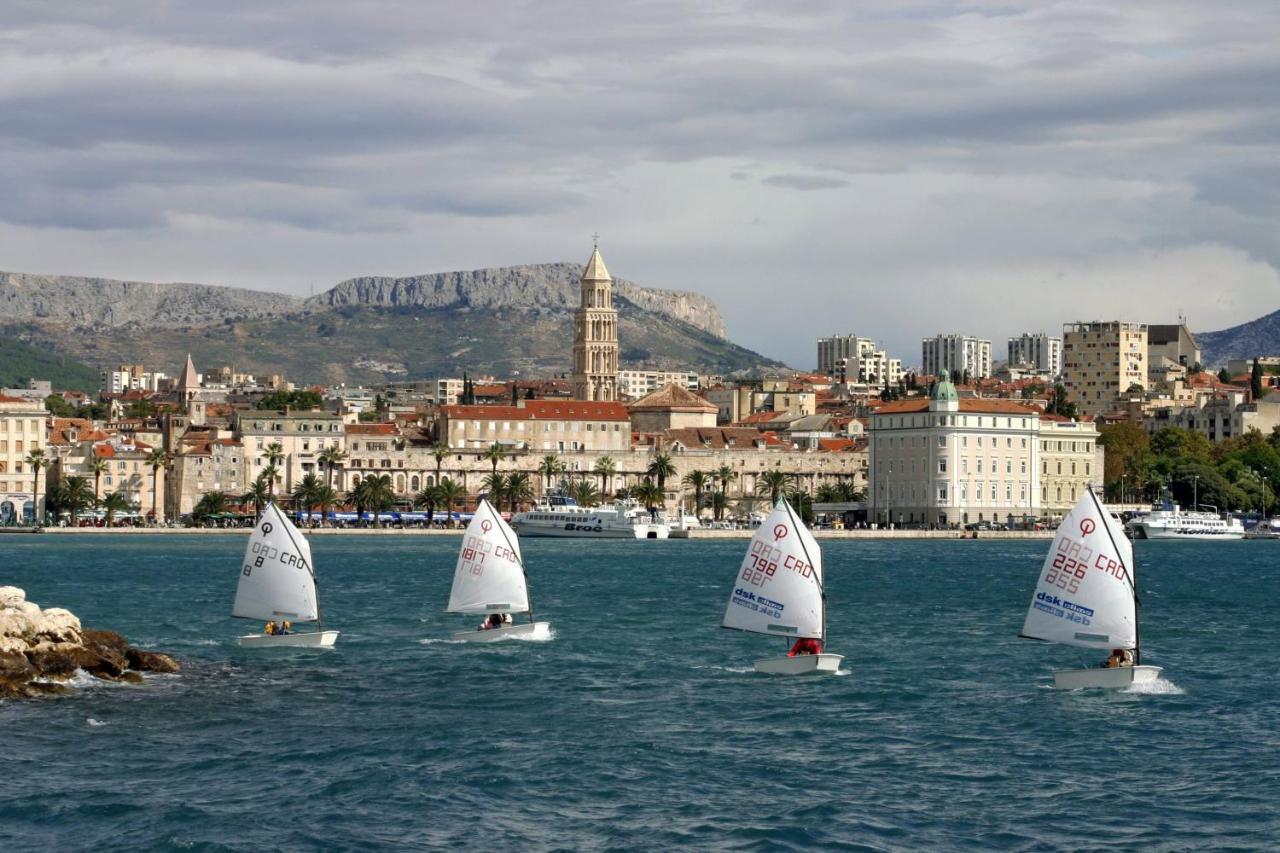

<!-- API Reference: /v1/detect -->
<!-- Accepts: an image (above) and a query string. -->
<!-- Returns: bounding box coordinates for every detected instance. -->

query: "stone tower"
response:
[572,243,619,401]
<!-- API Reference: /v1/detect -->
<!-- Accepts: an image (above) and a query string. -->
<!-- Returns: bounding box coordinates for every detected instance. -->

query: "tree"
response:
[434,477,467,521]
[756,470,792,504]
[483,442,506,476]
[255,389,323,411]
[88,454,109,502]
[682,469,709,517]
[647,452,676,493]
[192,490,230,523]
[815,483,839,503]
[312,485,339,524]
[243,474,271,519]
[506,472,534,513]
[61,475,96,524]
[413,484,441,525]
[318,446,346,488]
[352,473,395,525]
[1098,422,1151,499]
[1252,357,1265,400]
[538,455,564,490]
[44,394,78,418]
[1047,384,1078,419]
[593,456,617,494]
[1217,367,1233,384]
[567,478,601,508]
[291,472,323,526]
[482,472,508,508]
[431,443,450,485]
[24,449,48,525]
[124,398,157,418]
[146,448,169,523]
[263,443,285,497]
[710,490,730,521]
[633,480,664,514]
[261,464,282,501]
[715,464,739,505]
[101,490,133,526]
[785,484,814,525]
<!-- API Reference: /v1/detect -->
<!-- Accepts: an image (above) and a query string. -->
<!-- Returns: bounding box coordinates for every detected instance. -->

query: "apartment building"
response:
[1007,333,1062,378]
[1062,321,1148,417]
[437,400,631,453]
[817,334,878,376]
[0,394,47,524]
[617,370,700,401]
[233,410,346,494]
[921,334,993,380]
[1038,417,1103,518]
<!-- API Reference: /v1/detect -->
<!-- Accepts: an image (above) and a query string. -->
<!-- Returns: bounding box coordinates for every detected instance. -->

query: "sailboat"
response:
[722,497,842,675]
[233,501,339,648]
[447,498,551,643]
[1019,486,1160,689]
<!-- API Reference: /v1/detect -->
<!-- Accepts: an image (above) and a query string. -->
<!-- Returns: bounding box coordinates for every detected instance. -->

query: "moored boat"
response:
[511,494,668,539]
[1125,500,1244,540]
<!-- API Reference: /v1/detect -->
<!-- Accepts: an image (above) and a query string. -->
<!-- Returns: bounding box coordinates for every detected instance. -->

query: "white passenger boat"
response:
[511,494,668,539]
[667,507,702,539]
[1125,500,1244,540]
[1245,518,1280,540]
[233,502,339,648]
[447,498,551,642]
[1020,487,1160,689]
[722,497,842,676]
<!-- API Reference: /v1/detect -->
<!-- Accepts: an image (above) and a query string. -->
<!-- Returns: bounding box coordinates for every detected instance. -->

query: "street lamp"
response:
[1191,473,1200,512]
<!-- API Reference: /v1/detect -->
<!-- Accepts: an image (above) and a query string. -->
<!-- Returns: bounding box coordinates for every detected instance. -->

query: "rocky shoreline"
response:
[0,586,179,699]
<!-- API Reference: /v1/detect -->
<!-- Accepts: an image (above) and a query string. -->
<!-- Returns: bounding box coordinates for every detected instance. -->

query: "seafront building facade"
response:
[1038,417,1103,518]
[1062,321,1148,417]
[0,394,48,524]
[921,334,993,381]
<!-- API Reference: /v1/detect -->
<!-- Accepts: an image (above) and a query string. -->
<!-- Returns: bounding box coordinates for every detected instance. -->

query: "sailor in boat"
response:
[263,620,277,636]
[280,620,293,635]
[1103,648,1135,669]
[788,637,823,657]
[479,613,513,630]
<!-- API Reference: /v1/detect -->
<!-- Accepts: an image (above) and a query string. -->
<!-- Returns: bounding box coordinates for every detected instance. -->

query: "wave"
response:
[418,638,466,645]
[1126,676,1185,695]
[86,717,108,727]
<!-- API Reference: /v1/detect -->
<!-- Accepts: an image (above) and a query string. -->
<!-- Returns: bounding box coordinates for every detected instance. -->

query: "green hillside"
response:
[0,334,99,391]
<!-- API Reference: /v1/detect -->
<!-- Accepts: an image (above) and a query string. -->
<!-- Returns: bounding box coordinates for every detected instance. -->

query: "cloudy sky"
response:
[3,1,1279,368]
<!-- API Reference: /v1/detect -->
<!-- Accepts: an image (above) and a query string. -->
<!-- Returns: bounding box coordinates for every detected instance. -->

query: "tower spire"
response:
[572,240,619,401]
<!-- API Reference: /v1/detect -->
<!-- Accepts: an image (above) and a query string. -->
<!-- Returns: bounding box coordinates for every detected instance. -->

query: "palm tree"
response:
[88,454,109,503]
[506,471,534,513]
[815,483,839,504]
[567,478,601,508]
[682,469,709,517]
[261,464,282,500]
[710,490,730,522]
[23,449,47,524]
[431,443,450,485]
[757,470,792,505]
[264,442,285,496]
[413,483,441,525]
[243,474,271,519]
[715,464,739,503]
[483,442,506,476]
[318,446,346,488]
[434,477,467,523]
[291,472,323,526]
[193,490,230,524]
[101,490,133,526]
[482,472,508,508]
[538,455,564,490]
[353,473,395,526]
[146,448,169,524]
[647,452,676,493]
[62,475,96,525]
[593,456,617,494]
[633,480,664,515]
[312,484,339,526]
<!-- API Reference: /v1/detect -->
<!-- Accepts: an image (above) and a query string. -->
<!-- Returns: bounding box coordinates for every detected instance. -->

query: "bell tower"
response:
[572,239,619,401]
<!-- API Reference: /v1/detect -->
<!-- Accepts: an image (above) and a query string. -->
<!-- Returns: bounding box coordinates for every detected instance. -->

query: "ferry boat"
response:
[511,494,669,539]
[1245,518,1280,540]
[1124,500,1245,540]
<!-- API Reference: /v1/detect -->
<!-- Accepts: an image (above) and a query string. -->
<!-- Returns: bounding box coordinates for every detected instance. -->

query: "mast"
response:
[1087,484,1139,663]
[488,498,534,623]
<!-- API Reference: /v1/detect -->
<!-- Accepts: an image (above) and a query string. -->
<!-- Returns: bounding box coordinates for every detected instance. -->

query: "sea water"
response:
[0,535,1277,850]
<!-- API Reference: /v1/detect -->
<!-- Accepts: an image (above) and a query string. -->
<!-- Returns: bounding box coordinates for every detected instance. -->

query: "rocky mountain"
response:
[309,263,726,338]
[0,263,776,384]
[1198,308,1280,367]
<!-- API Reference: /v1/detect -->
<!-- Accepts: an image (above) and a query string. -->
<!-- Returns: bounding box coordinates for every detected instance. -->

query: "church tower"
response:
[572,242,619,401]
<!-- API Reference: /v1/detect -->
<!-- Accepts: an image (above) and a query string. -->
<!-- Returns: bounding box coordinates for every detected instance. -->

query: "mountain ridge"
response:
[1198,308,1280,367]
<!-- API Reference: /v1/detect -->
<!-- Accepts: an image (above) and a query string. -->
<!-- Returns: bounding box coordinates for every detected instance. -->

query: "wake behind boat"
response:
[446,498,551,643]
[1020,487,1160,689]
[511,494,668,539]
[721,497,842,675]
[233,502,339,648]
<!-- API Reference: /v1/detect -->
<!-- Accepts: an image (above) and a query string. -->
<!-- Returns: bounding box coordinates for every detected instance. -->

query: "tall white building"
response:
[817,334,878,376]
[818,334,902,385]
[617,370,700,400]
[869,371,1041,527]
[1007,333,1062,377]
[921,334,992,380]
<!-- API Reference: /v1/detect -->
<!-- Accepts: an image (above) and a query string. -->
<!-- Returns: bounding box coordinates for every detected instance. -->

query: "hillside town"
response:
[2,245,1279,531]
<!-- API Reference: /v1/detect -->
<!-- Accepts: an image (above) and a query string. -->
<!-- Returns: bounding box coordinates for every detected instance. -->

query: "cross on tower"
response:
[592,231,600,249]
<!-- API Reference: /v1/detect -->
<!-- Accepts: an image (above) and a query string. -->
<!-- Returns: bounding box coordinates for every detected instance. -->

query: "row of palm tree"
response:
[44,475,139,525]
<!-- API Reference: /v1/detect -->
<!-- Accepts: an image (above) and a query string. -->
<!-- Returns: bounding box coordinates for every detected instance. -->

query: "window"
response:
[938,484,948,501]
[939,457,947,473]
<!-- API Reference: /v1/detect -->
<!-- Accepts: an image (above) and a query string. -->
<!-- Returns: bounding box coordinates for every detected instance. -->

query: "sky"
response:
[2,1,1279,369]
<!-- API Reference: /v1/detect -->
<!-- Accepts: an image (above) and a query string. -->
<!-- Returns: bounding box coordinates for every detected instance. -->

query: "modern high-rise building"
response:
[572,243,619,402]
[1007,333,1062,377]
[921,334,993,380]
[817,334,878,376]
[1062,321,1148,417]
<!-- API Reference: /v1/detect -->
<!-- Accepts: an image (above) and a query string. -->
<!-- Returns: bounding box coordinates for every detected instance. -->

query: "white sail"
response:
[232,502,319,623]
[722,498,824,639]
[1021,488,1136,650]
[447,499,530,614]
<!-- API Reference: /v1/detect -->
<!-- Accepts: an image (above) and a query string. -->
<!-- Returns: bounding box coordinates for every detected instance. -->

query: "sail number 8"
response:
[242,541,307,576]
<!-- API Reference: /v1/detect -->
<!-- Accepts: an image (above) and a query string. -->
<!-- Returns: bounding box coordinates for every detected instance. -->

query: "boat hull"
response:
[512,523,667,539]
[1052,665,1161,690]
[237,630,339,648]
[753,653,844,675]
[1130,524,1244,541]
[451,622,551,643]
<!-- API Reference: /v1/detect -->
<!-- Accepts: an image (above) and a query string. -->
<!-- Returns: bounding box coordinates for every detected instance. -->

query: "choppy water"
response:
[0,534,1277,851]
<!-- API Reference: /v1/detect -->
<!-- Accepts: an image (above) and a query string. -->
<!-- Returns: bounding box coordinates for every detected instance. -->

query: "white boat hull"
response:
[512,523,668,539]
[753,653,844,675]
[451,622,551,643]
[1130,525,1244,541]
[237,630,340,648]
[1052,665,1162,690]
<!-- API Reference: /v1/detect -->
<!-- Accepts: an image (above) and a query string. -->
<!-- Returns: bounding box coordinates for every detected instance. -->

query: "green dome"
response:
[932,369,958,402]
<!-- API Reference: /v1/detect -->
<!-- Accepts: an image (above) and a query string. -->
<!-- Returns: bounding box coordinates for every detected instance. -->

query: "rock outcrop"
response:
[0,586,179,699]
